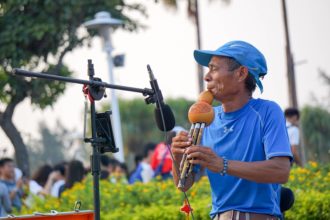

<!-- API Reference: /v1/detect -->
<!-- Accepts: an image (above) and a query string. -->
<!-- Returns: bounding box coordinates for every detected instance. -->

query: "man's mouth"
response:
[207,85,216,93]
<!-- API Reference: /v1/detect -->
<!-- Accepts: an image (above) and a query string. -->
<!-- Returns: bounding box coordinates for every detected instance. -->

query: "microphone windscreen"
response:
[154,104,175,131]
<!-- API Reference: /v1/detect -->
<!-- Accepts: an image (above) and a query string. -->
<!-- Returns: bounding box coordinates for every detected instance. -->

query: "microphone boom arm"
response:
[13,68,154,97]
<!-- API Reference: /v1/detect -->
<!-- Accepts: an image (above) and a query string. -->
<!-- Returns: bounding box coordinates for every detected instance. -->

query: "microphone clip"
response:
[144,64,163,106]
[144,93,156,105]
[144,89,163,106]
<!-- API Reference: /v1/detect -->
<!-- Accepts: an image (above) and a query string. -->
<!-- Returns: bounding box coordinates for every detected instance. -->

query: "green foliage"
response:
[167,97,194,129]
[21,176,212,219]
[285,190,330,220]
[284,162,330,220]
[285,162,330,192]
[0,0,145,175]
[26,120,89,173]
[0,0,145,107]
[19,163,330,220]
[118,98,157,154]
[301,106,330,163]
[103,97,194,155]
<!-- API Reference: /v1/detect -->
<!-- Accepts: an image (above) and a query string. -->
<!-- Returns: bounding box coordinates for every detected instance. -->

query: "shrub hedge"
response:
[19,161,329,220]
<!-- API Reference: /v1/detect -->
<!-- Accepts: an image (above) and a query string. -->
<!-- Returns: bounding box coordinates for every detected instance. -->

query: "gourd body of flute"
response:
[178,90,214,189]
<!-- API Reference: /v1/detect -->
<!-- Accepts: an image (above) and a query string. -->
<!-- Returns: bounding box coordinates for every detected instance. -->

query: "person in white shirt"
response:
[285,108,302,166]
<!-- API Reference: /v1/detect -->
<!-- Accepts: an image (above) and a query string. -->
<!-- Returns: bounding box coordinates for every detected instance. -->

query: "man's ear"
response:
[237,66,249,82]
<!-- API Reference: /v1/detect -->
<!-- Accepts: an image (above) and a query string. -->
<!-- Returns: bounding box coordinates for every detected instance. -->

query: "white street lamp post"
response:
[84,11,125,162]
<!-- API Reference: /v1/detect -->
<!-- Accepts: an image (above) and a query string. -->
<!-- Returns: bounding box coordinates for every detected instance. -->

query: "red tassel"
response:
[180,199,193,216]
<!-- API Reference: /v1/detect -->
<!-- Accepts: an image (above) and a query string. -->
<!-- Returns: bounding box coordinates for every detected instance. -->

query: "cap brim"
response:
[194,50,217,67]
[194,50,235,67]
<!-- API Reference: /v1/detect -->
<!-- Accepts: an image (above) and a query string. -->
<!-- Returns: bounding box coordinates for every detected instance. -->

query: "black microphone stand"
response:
[13,60,156,220]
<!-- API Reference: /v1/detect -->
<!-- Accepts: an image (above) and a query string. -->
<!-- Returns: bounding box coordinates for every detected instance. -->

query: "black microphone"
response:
[147,65,175,131]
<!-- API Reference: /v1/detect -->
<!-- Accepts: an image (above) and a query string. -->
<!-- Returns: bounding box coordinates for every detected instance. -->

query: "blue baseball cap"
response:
[194,40,267,93]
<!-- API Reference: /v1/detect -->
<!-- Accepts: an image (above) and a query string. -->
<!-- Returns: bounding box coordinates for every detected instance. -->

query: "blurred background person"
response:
[130,154,142,175]
[58,160,85,197]
[110,162,128,184]
[129,142,156,184]
[29,164,53,196]
[100,155,110,180]
[285,108,303,166]
[0,158,23,212]
[108,158,119,176]
[41,162,67,198]
[151,126,186,180]
[0,169,11,217]
[100,155,119,180]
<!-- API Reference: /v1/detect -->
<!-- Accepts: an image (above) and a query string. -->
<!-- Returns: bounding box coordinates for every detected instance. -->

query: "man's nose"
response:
[204,70,211,82]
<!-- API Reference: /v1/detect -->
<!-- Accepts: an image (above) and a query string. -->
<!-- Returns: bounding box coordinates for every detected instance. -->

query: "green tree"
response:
[26,120,81,173]
[167,97,194,129]
[0,0,145,176]
[301,106,330,163]
[102,97,193,157]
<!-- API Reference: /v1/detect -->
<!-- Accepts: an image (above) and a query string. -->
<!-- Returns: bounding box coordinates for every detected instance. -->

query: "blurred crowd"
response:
[0,127,184,217]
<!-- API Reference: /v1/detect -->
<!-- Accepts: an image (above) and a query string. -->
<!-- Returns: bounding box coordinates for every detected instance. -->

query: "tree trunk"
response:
[0,94,30,177]
[0,118,30,176]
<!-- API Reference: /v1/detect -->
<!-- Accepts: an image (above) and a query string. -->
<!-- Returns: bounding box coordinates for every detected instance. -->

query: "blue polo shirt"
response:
[201,98,292,218]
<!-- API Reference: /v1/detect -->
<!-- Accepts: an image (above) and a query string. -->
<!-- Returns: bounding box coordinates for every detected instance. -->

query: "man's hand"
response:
[186,145,223,173]
[171,131,192,162]
[171,131,194,192]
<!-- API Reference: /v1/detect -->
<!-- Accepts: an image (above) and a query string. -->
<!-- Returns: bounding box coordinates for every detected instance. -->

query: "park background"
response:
[0,0,330,219]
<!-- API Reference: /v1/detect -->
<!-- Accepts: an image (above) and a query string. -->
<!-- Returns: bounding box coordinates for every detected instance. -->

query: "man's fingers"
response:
[186,145,212,154]
[171,136,192,149]
[186,151,208,161]
[173,142,191,148]
[178,131,189,136]
[171,147,185,154]
[189,159,206,167]
[172,134,191,143]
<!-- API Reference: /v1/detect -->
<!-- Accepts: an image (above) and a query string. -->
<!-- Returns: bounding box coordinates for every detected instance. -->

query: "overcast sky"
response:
[1,0,330,156]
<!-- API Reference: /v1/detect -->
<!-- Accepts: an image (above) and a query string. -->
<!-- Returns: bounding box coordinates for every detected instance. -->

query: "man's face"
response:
[1,161,15,180]
[204,56,241,102]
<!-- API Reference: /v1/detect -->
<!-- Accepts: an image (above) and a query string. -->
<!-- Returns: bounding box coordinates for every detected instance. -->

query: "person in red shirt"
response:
[151,126,186,179]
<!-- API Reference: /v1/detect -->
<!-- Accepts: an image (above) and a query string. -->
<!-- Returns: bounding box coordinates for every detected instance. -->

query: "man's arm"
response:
[171,131,195,192]
[227,157,291,183]
[187,146,291,184]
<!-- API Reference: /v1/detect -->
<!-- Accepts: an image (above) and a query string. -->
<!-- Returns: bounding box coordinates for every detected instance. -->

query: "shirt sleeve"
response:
[262,102,293,160]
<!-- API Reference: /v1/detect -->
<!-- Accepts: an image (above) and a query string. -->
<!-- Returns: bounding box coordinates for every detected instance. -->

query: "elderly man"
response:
[172,41,292,220]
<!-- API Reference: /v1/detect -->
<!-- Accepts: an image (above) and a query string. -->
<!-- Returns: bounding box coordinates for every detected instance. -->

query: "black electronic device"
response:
[95,111,118,153]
